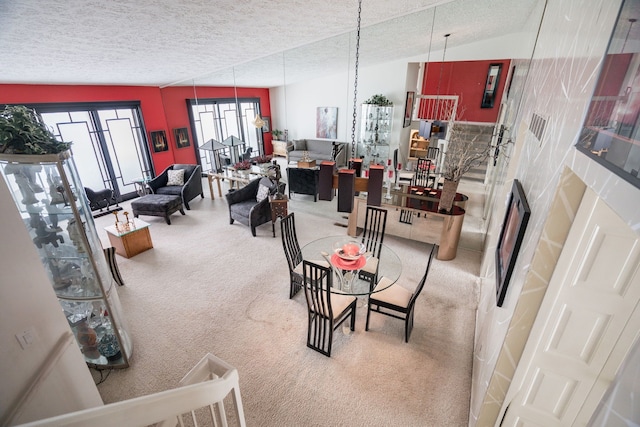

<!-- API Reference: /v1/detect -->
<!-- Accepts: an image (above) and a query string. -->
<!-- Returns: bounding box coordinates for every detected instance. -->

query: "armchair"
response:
[147,164,203,210]
[225,177,286,237]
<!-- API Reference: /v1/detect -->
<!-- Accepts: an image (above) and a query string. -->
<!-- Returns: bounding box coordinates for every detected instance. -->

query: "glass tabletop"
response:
[301,235,402,296]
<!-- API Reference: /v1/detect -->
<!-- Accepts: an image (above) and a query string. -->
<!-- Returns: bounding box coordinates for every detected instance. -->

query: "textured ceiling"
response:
[0,0,540,87]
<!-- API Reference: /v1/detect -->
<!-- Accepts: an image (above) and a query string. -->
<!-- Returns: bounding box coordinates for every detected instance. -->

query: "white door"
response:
[501,188,640,426]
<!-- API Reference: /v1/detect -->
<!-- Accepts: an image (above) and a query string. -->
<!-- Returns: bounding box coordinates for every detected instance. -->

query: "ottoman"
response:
[131,194,185,225]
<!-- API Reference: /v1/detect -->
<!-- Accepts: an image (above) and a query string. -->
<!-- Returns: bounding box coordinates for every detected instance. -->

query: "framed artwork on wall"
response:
[316,107,338,139]
[150,130,168,153]
[495,179,531,307]
[481,63,502,108]
[403,91,415,128]
[173,127,190,149]
[262,116,271,133]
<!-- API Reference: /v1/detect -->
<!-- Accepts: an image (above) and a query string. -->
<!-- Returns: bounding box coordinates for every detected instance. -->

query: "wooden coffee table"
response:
[105,220,153,258]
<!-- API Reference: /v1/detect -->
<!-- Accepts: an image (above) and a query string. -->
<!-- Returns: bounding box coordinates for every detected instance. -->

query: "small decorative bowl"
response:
[333,240,366,261]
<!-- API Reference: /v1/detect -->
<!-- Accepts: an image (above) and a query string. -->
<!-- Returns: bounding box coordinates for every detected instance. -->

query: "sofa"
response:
[287,139,347,166]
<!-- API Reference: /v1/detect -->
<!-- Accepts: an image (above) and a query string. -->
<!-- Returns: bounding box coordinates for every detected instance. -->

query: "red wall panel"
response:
[421,59,511,123]
[0,84,272,174]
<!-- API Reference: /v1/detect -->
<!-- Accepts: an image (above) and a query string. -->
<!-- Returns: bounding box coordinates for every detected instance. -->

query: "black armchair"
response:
[147,164,204,210]
[225,177,286,237]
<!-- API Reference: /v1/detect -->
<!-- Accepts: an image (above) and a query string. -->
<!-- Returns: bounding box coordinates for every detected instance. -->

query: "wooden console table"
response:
[347,194,466,261]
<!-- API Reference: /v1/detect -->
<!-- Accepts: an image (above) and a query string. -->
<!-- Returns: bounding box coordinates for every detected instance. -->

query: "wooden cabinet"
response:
[408,130,431,162]
[272,140,288,159]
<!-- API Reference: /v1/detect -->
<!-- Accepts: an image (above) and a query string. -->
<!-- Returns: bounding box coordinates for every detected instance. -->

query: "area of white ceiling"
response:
[0,0,540,88]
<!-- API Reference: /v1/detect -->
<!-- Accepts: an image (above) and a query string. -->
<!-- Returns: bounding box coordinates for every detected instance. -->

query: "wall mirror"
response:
[575,0,640,189]
[481,63,502,108]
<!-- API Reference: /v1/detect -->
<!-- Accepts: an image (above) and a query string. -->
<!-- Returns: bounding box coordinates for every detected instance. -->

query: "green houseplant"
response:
[363,94,392,106]
[271,129,283,140]
[0,105,70,154]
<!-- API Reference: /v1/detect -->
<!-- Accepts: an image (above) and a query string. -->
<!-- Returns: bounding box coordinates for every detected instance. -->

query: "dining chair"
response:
[280,213,303,298]
[365,244,437,342]
[412,158,434,188]
[358,206,388,290]
[303,260,357,357]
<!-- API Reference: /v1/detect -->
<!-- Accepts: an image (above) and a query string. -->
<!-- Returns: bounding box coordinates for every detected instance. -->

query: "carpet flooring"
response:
[91,177,481,427]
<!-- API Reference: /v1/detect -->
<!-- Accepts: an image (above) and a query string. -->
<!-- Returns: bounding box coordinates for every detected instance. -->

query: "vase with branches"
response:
[437,118,496,213]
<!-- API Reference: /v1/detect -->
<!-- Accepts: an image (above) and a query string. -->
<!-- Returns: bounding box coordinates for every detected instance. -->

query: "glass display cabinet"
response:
[0,151,132,368]
[358,104,393,167]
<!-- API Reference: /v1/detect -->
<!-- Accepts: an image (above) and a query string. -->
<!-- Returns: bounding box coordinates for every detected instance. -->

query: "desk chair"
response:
[365,244,437,342]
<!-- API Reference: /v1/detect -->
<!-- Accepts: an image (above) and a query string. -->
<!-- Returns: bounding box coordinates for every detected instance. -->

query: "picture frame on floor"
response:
[495,179,530,307]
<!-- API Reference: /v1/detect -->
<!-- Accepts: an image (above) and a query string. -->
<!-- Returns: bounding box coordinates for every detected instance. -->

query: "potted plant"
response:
[0,105,70,154]
[363,94,393,106]
[232,160,252,177]
[271,129,283,140]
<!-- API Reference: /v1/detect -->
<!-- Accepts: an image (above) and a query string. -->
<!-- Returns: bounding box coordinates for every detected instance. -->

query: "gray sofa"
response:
[287,139,348,166]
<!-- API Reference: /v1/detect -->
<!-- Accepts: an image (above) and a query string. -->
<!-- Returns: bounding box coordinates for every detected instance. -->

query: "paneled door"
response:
[501,188,640,426]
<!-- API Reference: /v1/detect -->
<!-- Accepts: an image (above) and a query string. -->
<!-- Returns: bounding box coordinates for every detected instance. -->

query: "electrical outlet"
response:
[16,327,35,350]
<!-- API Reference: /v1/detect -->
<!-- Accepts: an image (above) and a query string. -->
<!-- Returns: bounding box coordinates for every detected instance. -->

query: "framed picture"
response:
[262,116,271,133]
[173,127,190,149]
[403,91,415,128]
[150,130,168,153]
[316,107,338,139]
[495,179,531,307]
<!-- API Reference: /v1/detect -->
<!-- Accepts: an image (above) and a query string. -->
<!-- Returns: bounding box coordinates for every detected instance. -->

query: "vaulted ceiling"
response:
[0,0,541,88]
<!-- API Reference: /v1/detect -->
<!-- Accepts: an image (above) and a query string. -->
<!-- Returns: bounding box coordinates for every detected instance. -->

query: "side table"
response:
[132,177,151,197]
[105,219,153,258]
[269,195,288,238]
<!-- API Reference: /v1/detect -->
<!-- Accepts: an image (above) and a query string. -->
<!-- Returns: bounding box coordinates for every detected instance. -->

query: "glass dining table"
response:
[301,235,402,296]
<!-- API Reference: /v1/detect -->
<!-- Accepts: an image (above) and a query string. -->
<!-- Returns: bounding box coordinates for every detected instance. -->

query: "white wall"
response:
[470,0,640,425]
[270,58,417,164]
[0,176,102,424]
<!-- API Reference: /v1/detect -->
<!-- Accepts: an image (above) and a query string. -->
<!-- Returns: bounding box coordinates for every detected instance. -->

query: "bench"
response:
[131,194,185,225]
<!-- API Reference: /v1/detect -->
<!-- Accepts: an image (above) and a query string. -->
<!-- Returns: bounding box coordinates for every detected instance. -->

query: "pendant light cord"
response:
[350,0,362,160]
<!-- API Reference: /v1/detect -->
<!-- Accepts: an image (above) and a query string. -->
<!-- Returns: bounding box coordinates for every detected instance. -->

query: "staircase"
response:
[453,122,495,184]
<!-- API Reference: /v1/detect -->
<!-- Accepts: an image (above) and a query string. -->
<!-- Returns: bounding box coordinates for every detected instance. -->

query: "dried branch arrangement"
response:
[440,122,493,182]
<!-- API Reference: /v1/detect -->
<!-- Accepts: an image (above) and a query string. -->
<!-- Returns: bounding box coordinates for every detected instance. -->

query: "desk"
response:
[105,220,153,258]
[301,236,402,296]
[207,167,269,199]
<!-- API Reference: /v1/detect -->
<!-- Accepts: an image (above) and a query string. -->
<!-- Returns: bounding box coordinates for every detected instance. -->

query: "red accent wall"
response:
[0,84,271,174]
[421,59,511,123]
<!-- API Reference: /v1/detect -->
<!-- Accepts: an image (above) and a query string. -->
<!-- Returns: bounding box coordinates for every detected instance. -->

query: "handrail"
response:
[1,332,75,427]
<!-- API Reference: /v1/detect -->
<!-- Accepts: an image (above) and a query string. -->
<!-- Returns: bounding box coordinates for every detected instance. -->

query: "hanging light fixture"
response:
[252,114,265,129]
[349,0,362,161]
[435,33,451,120]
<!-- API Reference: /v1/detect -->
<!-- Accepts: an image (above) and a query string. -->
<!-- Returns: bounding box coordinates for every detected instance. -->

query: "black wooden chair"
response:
[358,206,388,289]
[365,244,437,342]
[303,260,357,357]
[281,213,304,298]
[413,158,435,188]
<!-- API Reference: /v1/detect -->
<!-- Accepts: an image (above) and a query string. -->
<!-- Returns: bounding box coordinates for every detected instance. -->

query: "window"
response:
[34,102,152,201]
[188,98,263,172]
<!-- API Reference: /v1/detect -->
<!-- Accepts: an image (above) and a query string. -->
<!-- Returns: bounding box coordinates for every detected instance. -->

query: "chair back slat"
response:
[412,158,434,188]
[303,260,335,356]
[280,213,302,271]
[407,245,437,310]
[361,206,387,258]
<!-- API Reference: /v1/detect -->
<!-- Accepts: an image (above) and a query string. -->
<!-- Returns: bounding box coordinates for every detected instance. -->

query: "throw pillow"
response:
[293,139,307,151]
[256,183,271,202]
[167,169,185,186]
